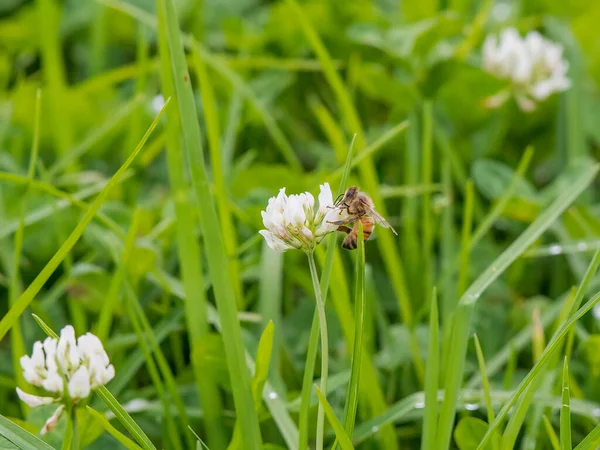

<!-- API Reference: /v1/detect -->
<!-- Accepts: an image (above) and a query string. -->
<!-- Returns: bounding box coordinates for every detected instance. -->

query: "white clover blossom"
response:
[482,28,570,111]
[259,182,346,253]
[17,326,115,434]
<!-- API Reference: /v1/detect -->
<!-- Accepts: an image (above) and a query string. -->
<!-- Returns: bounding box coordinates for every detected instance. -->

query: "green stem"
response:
[72,407,79,450]
[307,252,328,450]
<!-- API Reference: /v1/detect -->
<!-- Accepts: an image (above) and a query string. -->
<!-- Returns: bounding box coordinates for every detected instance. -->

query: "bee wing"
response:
[370,210,398,236]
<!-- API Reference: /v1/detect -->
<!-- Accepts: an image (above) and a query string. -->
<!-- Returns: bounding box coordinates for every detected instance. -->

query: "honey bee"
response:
[328,186,397,250]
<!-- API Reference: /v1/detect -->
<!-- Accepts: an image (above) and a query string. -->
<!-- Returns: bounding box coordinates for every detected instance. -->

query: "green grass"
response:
[3,0,600,449]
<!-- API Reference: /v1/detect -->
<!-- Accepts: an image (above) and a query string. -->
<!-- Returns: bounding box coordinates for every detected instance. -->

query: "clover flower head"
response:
[259,182,347,253]
[482,28,570,111]
[16,326,115,434]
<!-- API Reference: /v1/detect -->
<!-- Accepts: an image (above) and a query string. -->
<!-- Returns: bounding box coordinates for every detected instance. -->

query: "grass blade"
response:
[156,4,227,447]
[341,221,366,440]
[86,407,143,450]
[314,387,355,450]
[156,0,262,447]
[0,414,55,449]
[560,358,572,450]
[421,288,439,450]
[436,163,599,450]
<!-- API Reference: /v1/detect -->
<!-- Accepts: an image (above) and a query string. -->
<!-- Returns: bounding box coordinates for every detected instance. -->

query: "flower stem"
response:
[72,407,79,450]
[307,252,328,450]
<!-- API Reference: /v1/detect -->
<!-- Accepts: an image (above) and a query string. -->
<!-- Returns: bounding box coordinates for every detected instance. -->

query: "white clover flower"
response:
[482,28,570,111]
[16,325,115,434]
[259,182,346,253]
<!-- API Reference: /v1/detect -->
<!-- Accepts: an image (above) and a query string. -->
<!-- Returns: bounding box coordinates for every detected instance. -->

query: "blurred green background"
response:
[2,0,600,448]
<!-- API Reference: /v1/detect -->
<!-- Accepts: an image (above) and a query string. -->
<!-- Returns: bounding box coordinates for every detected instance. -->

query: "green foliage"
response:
[2,0,600,448]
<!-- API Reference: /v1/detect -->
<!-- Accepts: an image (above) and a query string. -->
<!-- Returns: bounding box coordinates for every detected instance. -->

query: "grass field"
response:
[1,0,600,449]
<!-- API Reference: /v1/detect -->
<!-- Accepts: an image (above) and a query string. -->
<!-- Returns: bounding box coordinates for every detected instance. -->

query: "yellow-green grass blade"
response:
[574,423,600,450]
[156,5,227,447]
[421,101,434,303]
[0,414,55,449]
[191,46,243,308]
[86,407,143,450]
[421,288,439,450]
[543,414,561,450]
[156,0,262,447]
[436,163,599,450]
[341,221,366,441]
[560,358,572,450]
[123,284,184,450]
[315,387,355,450]
[0,97,169,341]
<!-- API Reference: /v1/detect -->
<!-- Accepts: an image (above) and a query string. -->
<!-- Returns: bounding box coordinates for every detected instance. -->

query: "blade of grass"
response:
[543,415,561,450]
[86,407,143,450]
[123,278,193,448]
[191,46,243,308]
[421,288,439,450]
[0,98,169,341]
[315,387,355,450]
[457,180,474,299]
[470,146,535,247]
[156,7,227,447]
[0,414,55,449]
[38,0,73,156]
[46,95,144,178]
[123,284,184,450]
[574,423,600,450]
[421,101,434,301]
[157,0,262,447]
[561,357,572,450]
[436,163,599,450]
[10,88,41,416]
[341,221,366,441]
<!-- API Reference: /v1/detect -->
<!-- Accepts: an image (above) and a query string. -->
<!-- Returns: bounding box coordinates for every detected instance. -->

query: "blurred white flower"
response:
[482,28,570,111]
[16,325,115,434]
[259,182,346,253]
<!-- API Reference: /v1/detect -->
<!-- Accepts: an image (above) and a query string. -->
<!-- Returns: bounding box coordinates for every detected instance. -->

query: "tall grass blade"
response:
[341,221,366,441]
[156,0,262,447]
[86,407,143,450]
[156,4,226,447]
[314,387,355,450]
[421,288,439,450]
[560,357,572,450]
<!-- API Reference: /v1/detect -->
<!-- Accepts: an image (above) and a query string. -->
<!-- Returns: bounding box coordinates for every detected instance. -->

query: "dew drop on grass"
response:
[267,391,278,400]
[548,244,562,255]
[371,425,380,433]
[414,401,425,409]
[576,242,588,251]
[464,403,479,411]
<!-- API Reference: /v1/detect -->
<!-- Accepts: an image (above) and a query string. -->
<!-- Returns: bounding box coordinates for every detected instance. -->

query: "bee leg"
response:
[342,235,357,250]
[327,219,353,226]
[337,225,352,234]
